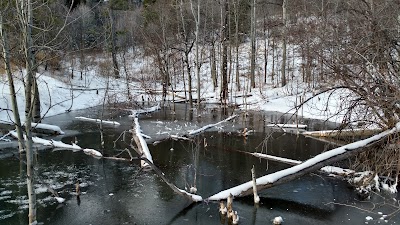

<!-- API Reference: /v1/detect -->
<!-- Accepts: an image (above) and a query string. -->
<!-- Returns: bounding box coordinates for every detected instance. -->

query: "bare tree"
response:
[190,0,202,112]
[16,0,37,222]
[281,0,288,87]
[250,0,256,89]
[220,0,229,105]
[0,7,25,152]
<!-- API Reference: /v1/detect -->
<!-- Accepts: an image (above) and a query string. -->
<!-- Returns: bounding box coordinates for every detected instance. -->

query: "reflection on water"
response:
[0,105,399,224]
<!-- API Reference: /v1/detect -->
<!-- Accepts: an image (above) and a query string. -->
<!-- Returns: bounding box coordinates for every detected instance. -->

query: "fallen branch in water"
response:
[251,152,355,176]
[129,103,161,118]
[31,122,65,135]
[131,118,153,169]
[206,123,400,201]
[10,131,103,158]
[75,117,120,126]
[188,115,237,136]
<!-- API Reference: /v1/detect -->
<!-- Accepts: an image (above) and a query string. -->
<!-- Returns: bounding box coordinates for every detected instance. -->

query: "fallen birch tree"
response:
[206,123,400,201]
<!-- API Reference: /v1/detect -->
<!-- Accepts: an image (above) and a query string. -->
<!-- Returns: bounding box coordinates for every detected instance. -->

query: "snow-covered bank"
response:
[1,40,348,127]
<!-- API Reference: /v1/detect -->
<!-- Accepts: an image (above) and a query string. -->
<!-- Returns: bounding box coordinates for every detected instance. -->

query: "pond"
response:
[0,104,399,225]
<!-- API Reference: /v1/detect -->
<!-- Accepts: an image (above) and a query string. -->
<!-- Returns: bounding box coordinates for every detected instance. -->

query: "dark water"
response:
[0,104,399,225]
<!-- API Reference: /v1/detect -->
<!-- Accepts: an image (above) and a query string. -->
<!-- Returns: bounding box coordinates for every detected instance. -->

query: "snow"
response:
[273,216,283,224]
[254,195,260,204]
[320,166,355,176]
[178,189,203,202]
[232,211,239,224]
[31,122,64,134]
[381,182,397,194]
[51,140,81,150]
[54,197,65,204]
[83,148,103,158]
[365,216,373,221]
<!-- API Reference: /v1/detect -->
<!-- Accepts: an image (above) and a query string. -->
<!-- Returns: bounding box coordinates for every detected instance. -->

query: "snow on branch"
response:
[10,131,102,158]
[188,115,237,136]
[0,131,12,142]
[75,117,120,126]
[206,123,400,201]
[132,118,153,166]
[31,122,65,135]
[128,103,161,118]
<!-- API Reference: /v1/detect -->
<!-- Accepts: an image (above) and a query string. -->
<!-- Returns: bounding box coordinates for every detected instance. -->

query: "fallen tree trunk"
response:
[206,123,400,201]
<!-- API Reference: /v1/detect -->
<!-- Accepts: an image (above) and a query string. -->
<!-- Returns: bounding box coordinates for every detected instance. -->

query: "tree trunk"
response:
[210,43,218,90]
[0,12,25,152]
[281,0,287,87]
[18,0,37,222]
[250,0,256,89]
[271,37,275,85]
[264,16,269,84]
[234,0,240,91]
[185,55,193,108]
[220,0,228,105]
[191,0,201,112]
[32,77,40,123]
[109,8,120,78]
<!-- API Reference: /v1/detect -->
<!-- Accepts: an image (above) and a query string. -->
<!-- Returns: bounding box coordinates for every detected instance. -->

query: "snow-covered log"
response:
[129,103,161,118]
[206,123,400,201]
[188,115,237,136]
[75,117,120,126]
[131,118,153,168]
[31,122,65,135]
